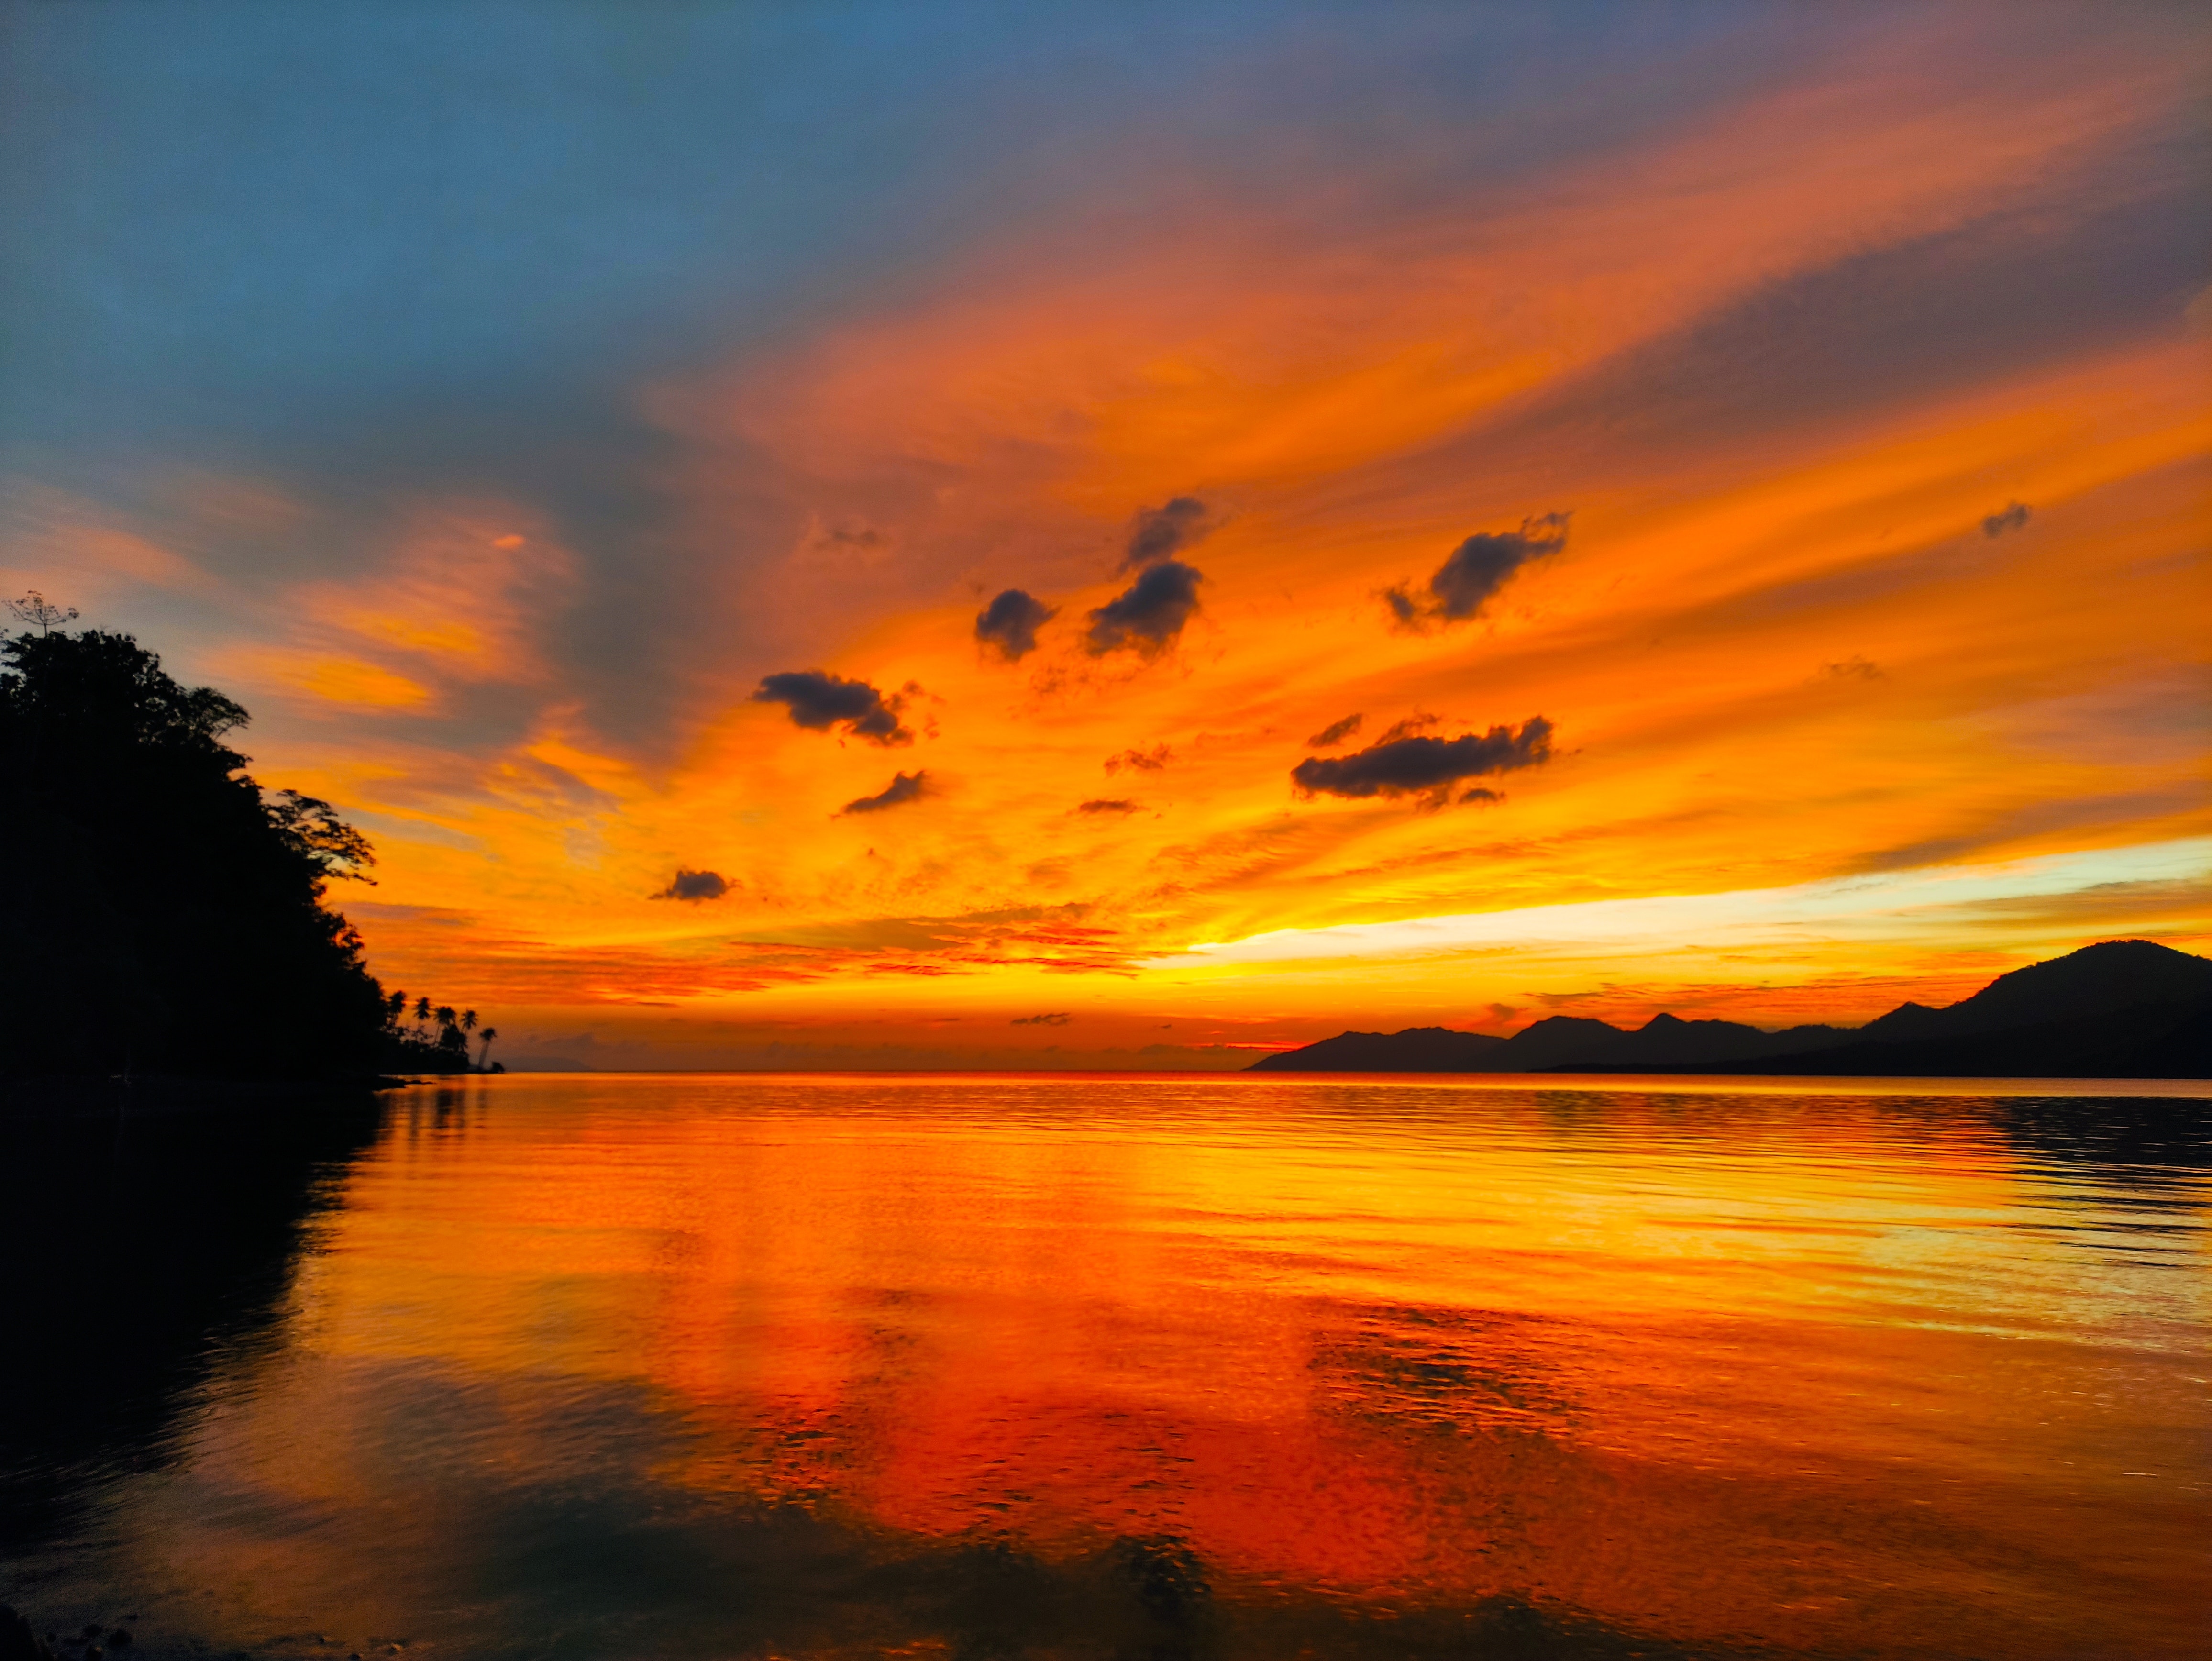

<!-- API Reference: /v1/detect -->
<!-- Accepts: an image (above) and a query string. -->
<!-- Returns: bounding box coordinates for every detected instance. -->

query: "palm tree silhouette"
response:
[477,1026,498,1070]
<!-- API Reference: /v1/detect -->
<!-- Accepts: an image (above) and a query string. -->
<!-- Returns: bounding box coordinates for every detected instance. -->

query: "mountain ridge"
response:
[1245,940,2212,1078]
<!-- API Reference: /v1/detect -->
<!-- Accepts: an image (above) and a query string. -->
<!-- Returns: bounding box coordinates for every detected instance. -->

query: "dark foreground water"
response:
[2,1074,2207,1661]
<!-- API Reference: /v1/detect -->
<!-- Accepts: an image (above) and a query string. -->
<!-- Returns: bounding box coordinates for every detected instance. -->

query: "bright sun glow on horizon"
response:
[1166,840,2212,968]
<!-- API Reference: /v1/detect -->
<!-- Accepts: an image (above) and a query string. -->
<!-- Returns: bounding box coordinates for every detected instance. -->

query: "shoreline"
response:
[0,1074,462,1120]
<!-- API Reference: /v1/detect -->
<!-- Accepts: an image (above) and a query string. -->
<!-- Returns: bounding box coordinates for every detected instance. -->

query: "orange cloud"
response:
[296,510,573,684]
[236,650,436,712]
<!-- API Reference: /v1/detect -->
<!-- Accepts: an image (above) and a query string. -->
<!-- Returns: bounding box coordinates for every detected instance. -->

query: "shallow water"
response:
[4,1073,2208,1659]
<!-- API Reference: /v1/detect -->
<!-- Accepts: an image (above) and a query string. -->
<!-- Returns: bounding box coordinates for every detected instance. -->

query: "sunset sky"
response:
[5,2,2207,1067]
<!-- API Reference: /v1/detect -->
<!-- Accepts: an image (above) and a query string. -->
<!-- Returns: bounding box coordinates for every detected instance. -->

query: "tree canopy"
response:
[0,616,482,1078]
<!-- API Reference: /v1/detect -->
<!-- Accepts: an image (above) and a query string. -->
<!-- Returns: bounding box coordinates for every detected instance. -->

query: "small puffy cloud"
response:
[752,669,914,745]
[1077,797,1142,815]
[1385,513,1568,629]
[1306,713,1362,748]
[1291,717,1554,804]
[1981,501,2031,538]
[1106,743,1171,774]
[1819,655,1884,681]
[839,770,928,816]
[1011,1011,1072,1026]
[1085,559,1202,656]
[975,588,1056,661]
[1122,496,1213,571]
[653,868,730,901]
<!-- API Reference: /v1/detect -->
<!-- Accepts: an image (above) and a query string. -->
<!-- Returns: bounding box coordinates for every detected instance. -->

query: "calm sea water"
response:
[3,1074,2208,1660]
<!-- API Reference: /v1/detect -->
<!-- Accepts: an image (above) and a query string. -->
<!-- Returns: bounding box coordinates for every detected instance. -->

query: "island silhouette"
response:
[1249,939,2212,1078]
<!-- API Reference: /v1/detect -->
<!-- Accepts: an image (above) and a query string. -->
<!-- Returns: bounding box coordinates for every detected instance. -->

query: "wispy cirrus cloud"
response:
[21,5,2203,1059]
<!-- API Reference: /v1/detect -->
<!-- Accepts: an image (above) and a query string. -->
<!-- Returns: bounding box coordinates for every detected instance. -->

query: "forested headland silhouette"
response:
[0,596,494,1081]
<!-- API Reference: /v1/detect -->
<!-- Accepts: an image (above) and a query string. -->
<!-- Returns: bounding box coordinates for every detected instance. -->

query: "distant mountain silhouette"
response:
[1247,940,2212,1078]
[1251,1027,1509,1071]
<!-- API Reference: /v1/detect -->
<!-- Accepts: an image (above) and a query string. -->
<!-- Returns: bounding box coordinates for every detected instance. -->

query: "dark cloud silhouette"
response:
[1385,513,1568,629]
[1458,786,1503,805]
[1011,1011,1072,1026]
[1106,744,1171,774]
[1085,559,1202,656]
[839,770,928,816]
[1292,717,1554,803]
[1374,711,1440,743]
[1076,798,1141,815]
[1306,713,1363,748]
[752,670,913,745]
[974,588,1056,660]
[1982,501,2031,537]
[653,868,730,901]
[1122,496,1212,571]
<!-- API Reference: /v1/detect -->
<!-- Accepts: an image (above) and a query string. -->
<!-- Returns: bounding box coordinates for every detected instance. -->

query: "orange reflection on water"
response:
[107,1076,2212,1659]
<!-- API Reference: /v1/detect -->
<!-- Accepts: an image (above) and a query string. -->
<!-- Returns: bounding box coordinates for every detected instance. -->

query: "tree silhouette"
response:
[1,622,379,1075]
[7,590,79,635]
[477,1026,499,1069]
[0,615,498,1078]
[265,790,375,884]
